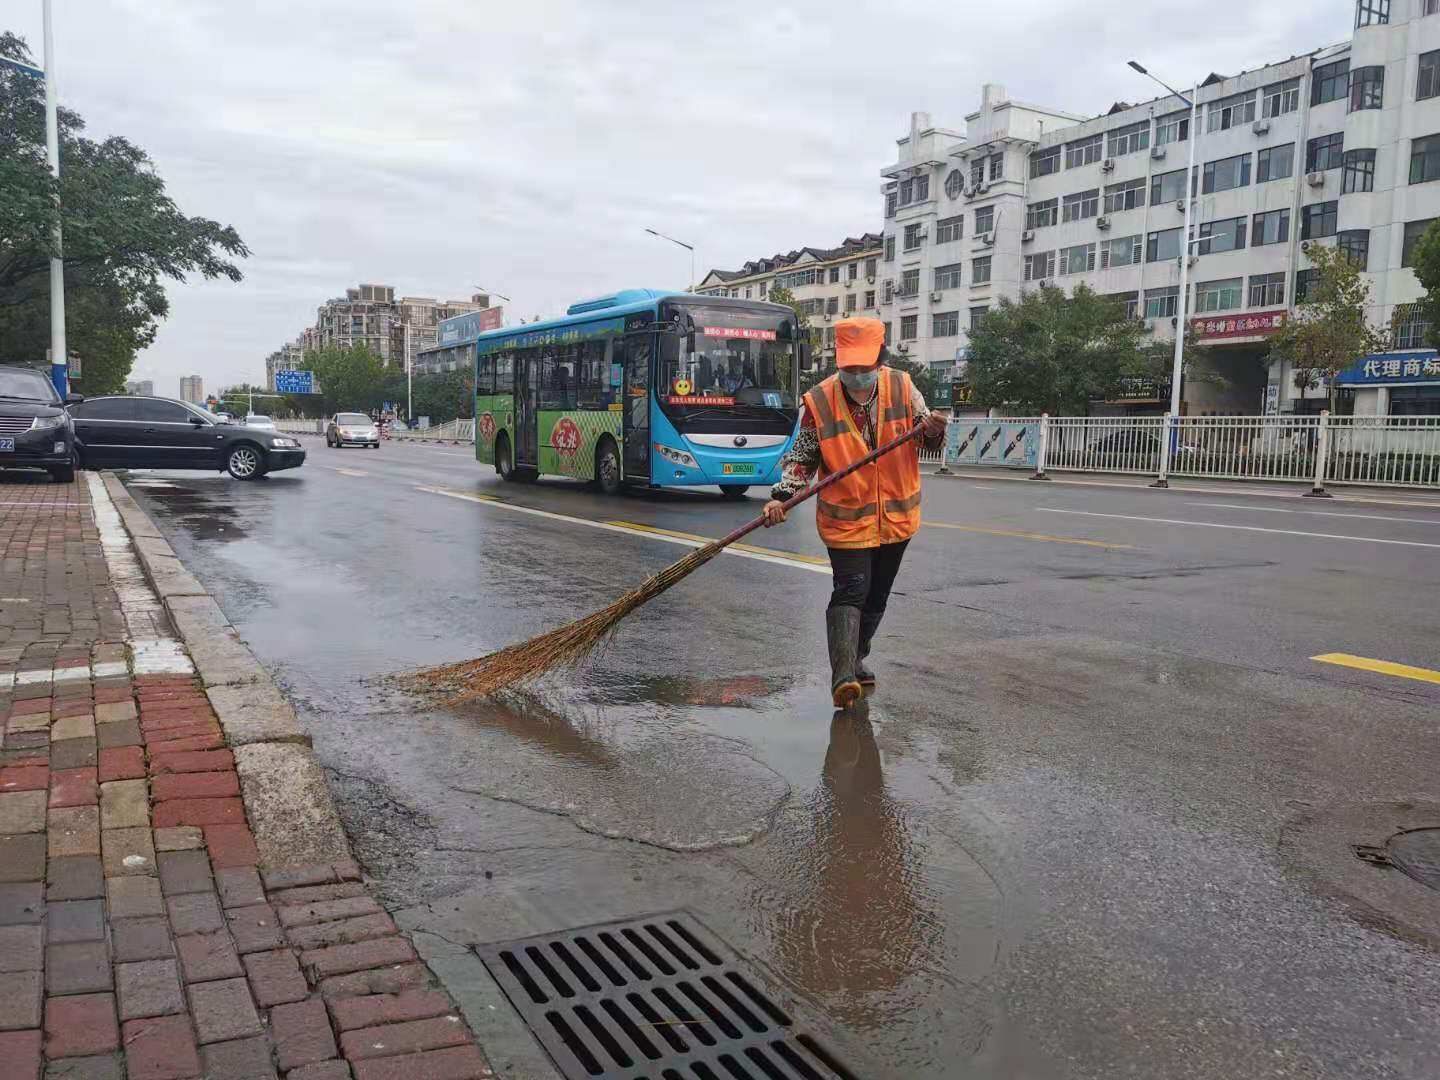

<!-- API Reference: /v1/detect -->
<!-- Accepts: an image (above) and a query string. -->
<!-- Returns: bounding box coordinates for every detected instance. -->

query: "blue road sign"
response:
[0,56,44,79]
[275,369,315,394]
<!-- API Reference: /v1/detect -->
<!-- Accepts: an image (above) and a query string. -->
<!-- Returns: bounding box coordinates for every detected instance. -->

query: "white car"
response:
[244,414,277,431]
[326,413,380,449]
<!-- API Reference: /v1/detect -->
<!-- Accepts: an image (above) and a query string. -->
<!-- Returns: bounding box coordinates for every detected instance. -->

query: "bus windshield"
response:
[659,308,798,422]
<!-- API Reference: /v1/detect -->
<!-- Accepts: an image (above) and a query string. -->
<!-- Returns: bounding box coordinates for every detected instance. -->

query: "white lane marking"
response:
[1189,502,1440,526]
[415,485,831,575]
[1039,508,1440,550]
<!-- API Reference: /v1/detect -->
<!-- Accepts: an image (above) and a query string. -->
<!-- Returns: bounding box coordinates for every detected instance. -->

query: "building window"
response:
[1144,286,1179,319]
[1147,227,1184,263]
[897,174,929,204]
[826,297,839,315]
[1065,133,1103,169]
[989,153,1004,181]
[1026,198,1059,229]
[865,257,877,277]
[1312,59,1350,106]
[1419,50,1440,101]
[903,223,925,251]
[975,206,995,234]
[1107,120,1150,157]
[1252,208,1291,246]
[1105,291,1141,320]
[885,191,897,218]
[1155,111,1189,145]
[970,158,986,188]
[1103,178,1146,214]
[969,306,989,331]
[847,263,858,281]
[1262,78,1301,118]
[1197,216,1247,255]
[934,264,963,290]
[883,278,895,304]
[1248,272,1286,307]
[1101,234,1143,268]
[864,290,876,309]
[933,311,960,337]
[1202,153,1252,194]
[945,170,965,199]
[1195,278,1243,313]
[1151,167,1192,204]
[1349,65,1384,112]
[1059,243,1097,275]
[1392,303,1431,349]
[884,236,895,261]
[824,327,836,348]
[1342,148,1376,193]
[1390,387,1440,416]
[1256,143,1295,182]
[1306,132,1345,172]
[1062,189,1100,222]
[936,215,964,244]
[1023,250,1056,281]
[882,322,892,344]
[1337,229,1370,270]
[1207,91,1256,133]
[1410,134,1440,184]
[900,269,920,297]
[1301,201,1338,240]
[844,293,858,312]
[759,283,767,299]
[972,256,992,284]
[1403,219,1436,266]
[1428,0,1440,15]
[744,287,752,299]
[828,266,840,284]
[900,315,918,340]
[1295,268,1320,303]
[1355,0,1389,28]
[1030,146,1061,178]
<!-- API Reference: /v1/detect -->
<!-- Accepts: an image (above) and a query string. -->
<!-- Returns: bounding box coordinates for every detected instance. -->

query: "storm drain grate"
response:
[476,912,862,1080]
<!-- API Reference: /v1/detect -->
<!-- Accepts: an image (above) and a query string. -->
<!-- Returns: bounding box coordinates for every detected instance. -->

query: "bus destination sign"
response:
[701,327,776,341]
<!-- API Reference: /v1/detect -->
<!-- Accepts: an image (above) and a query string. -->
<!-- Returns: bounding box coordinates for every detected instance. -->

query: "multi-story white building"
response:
[697,235,884,367]
[264,341,306,393]
[880,0,1440,417]
[178,376,203,405]
[124,379,154,397]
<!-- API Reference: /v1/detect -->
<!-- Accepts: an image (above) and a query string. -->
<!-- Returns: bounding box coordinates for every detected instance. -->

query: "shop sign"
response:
[1190,310,1286,340]
[1336,350,1440,386]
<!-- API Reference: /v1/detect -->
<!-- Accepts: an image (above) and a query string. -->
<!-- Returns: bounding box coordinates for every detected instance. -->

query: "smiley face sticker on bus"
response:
[672,376,693,397]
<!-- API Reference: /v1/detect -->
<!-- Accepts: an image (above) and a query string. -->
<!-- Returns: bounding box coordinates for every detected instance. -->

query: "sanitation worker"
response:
[762,316,947,707]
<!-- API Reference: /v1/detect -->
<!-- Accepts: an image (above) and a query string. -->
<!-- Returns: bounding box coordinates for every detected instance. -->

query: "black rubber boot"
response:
[827,607,863,709]
[856,611,882,688]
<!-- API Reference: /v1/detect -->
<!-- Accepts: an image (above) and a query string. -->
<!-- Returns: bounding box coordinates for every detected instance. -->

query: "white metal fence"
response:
[272,418,477,443]
[931,412,1440,490]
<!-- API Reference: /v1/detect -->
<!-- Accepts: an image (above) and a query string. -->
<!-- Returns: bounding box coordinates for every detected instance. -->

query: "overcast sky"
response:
[9,0,1352,397]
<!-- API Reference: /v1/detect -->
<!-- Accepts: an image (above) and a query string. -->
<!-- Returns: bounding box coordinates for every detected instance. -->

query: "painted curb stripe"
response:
[1312,653,1440,685]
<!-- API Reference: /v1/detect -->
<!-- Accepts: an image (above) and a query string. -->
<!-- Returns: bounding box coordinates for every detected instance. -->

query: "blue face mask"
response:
[839,368,880,393]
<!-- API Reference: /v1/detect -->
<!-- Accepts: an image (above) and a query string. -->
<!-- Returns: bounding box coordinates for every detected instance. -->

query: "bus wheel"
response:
[496,434,517,481]
[595,437,622,496]
[720,485,750,500]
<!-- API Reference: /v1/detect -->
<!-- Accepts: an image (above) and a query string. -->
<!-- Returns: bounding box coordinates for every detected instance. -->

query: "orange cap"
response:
[834,316,885,369]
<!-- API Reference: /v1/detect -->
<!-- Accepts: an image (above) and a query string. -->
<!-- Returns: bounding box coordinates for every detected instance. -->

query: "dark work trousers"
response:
[826,540,911,621]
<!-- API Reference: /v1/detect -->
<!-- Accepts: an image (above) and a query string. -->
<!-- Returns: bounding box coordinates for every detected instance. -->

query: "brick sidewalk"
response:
[1,476,493,1080]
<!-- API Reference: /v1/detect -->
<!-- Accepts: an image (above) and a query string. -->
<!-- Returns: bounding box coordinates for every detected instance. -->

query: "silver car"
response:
[326,412,380,448]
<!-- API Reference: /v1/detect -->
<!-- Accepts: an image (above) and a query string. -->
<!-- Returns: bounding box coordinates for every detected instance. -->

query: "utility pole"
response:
[43,0,67,397]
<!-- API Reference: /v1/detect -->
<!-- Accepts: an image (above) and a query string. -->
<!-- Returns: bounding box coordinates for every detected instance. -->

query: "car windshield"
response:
[0,368,60,404]
[337,414,370,425]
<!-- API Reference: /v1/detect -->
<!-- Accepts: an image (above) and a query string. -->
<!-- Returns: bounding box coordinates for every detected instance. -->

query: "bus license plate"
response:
[0,438,13,453]
[722,462,756,476]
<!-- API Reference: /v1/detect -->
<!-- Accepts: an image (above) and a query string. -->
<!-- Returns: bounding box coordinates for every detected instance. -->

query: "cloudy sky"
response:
[9,0,1352,397]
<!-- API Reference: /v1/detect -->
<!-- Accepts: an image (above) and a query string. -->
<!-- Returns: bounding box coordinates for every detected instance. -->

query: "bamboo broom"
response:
[407,422,929,702]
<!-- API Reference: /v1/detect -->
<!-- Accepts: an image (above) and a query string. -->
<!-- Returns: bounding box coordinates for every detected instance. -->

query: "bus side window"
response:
[577,340,608,408]
[540,346,576,410]
[476,350,494,395]
[495,351,514,394]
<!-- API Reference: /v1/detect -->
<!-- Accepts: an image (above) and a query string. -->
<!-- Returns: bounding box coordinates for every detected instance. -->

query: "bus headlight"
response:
[654,443,697,469]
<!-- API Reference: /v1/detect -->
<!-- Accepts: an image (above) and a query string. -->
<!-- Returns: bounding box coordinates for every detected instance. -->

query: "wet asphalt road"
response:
[120,439,1440,1080]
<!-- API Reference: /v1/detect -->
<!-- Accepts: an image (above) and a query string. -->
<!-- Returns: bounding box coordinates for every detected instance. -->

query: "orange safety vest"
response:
[803,367,922,549]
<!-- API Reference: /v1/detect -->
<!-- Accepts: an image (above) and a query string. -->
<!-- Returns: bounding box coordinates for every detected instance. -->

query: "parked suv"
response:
[69,395,306,479]
[0,364,82,483]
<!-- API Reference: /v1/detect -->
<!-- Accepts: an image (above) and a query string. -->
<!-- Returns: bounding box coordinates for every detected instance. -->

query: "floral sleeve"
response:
[770,408,821,500]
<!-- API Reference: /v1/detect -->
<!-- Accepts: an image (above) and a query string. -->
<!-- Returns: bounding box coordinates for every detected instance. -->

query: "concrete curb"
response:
[100,471,352,871]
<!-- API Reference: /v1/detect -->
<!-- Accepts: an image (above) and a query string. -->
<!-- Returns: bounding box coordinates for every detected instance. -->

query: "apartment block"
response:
[179,375,204,404]
[123,379,154,396]
[880,0,1440,417]
[697,235,884,366]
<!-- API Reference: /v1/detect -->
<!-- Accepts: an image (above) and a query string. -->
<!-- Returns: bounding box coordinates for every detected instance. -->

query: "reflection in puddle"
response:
[585,672,786,709]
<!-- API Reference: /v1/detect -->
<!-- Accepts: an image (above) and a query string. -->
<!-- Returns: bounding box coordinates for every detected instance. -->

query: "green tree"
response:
[884,353,937,404]
[0,33,248,393]
[1402,219,1440,349]
[966,284,1154,414]
[306,344,386,416]
[767,285,827,391]
[1266,241,1387,410]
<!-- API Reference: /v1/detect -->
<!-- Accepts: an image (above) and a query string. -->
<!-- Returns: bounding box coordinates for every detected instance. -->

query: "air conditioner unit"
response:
[1151,145,1167,160]
[978,181,991,193]
[822,312,832,321]
[1306,171,1325,187]
[1101,158,1116,172]
[1022,229,1036,242]
[1175,199,1186,212]
[929,290,944,302]
[981,232,996,247]
[1186,255,1200,267]
[866,275,876,284]
[1252,120,1271,135]
[1096,215,1111,231]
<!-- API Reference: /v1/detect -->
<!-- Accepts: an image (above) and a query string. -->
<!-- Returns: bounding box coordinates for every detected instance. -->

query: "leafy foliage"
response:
[884,353,937,404]
[1403,219,1440,350]
[0,32,248,392]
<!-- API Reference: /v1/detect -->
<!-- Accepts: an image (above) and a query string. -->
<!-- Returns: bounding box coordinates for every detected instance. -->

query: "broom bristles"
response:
[405,538,727,702]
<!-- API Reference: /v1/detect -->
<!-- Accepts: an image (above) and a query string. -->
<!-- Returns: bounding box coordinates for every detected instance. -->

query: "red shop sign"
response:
[1190,310,1287,340]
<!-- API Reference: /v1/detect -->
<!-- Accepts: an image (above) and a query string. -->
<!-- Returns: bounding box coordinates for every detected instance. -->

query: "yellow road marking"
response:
[606,520,830,565]
[1311,653,1440,686]
[926,521,1134,549]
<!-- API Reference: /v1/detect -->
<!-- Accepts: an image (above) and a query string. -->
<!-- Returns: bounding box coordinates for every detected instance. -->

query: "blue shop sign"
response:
[1336,350,1440,387]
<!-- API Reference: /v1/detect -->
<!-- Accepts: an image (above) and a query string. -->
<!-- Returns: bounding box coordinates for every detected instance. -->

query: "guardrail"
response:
[275,419,323,434]
[388,419,475,444]
[927,412,1440,490]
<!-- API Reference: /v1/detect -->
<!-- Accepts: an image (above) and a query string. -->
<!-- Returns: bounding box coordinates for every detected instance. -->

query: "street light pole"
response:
[644,228,696,290]
[42,0,67,397]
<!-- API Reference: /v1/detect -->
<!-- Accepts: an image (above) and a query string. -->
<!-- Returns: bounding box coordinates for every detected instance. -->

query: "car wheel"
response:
[496,434,516,481]
[720,485,749,500]
[226,444,264,480]
[595,437,622,496]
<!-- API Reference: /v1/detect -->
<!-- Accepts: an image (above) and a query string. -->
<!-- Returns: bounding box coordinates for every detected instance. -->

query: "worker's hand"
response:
[922,411,948,437]
[761,500,788,527]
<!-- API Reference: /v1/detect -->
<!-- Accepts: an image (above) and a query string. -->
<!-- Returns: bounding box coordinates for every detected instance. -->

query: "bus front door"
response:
[621,334,651,480]
[515,356,539,468]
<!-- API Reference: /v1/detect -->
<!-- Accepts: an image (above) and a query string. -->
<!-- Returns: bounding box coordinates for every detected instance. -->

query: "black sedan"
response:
[0,364,82,482]
[70,395,306,479]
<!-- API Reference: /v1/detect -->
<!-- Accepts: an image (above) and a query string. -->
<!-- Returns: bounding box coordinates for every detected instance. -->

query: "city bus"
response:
[459,289,808,497]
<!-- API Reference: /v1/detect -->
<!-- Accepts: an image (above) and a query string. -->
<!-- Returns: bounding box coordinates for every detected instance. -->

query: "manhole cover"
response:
[1387,828,1440,892]
[476,912,861,1080]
